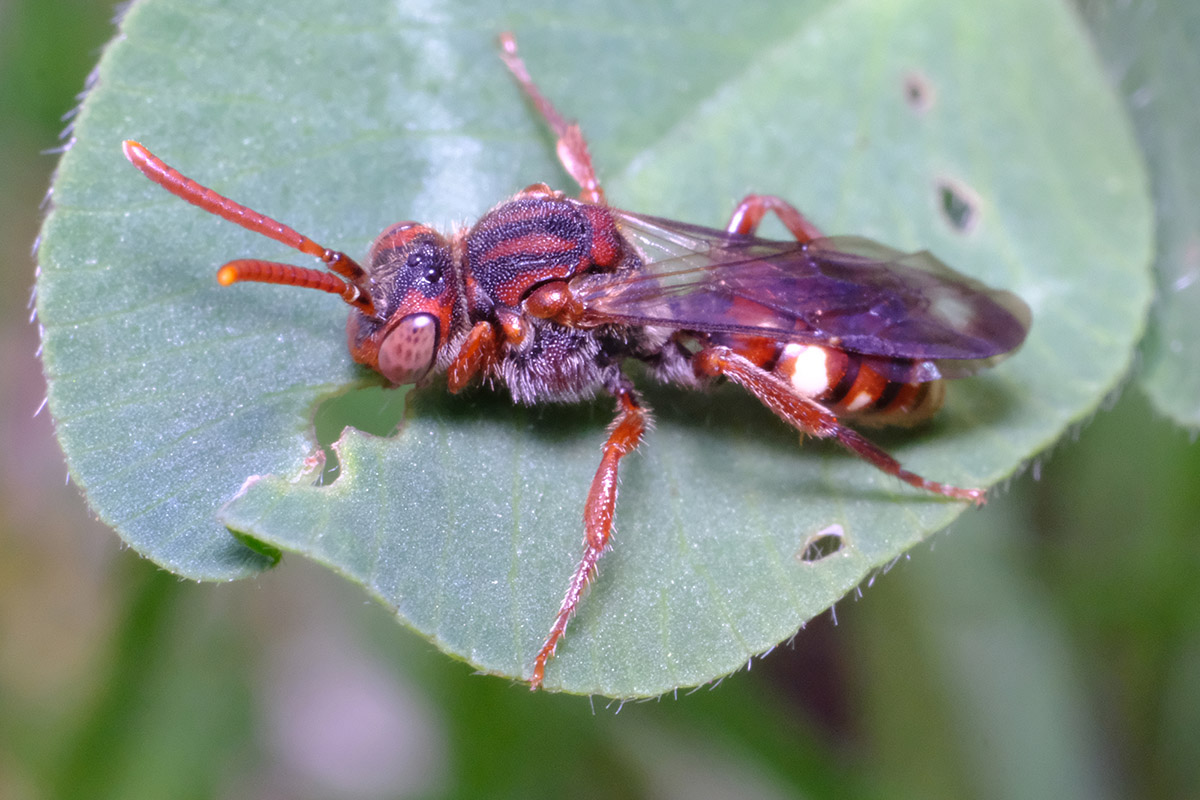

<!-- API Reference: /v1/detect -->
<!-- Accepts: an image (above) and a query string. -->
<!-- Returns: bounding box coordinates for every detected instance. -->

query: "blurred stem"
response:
[48,561,179,800]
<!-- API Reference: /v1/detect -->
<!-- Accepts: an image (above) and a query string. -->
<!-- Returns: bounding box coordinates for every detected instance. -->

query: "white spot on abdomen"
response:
[783,343,831,398]
[844,391,873,412]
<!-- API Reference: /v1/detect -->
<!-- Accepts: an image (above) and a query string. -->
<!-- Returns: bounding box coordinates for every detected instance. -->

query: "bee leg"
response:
[531,385,647,690]
[498,32,606,205]
[446,321,498,393]
[694,346,984,504]
[726,194,824,243]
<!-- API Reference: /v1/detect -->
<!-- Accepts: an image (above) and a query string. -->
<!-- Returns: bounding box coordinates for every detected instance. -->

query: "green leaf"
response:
[1078,0,1200,429]
[38,0,1151,697]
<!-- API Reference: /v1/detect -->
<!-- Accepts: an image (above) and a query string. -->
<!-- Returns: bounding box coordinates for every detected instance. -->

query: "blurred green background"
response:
[3,1,1198,798]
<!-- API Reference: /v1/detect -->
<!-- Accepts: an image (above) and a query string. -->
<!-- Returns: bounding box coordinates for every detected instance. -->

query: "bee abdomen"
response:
[773,343,944,425]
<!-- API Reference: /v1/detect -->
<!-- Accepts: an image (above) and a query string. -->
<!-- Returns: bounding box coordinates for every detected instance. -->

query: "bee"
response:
[123,33,1029,690]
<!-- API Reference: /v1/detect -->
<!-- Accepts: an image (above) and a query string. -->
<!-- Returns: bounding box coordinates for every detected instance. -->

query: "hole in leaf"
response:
[903,71,935,113]
[312,384,410,484]
[936,178,980,233]
[799,524,845,563]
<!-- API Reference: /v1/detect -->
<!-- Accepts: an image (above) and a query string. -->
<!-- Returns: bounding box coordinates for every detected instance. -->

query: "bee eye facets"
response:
[377,313,439,385]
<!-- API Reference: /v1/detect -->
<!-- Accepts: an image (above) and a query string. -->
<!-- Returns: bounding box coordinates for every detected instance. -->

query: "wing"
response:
[573,210,1030,377]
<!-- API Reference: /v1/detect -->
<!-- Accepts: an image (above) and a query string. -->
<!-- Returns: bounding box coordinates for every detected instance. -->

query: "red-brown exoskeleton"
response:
[123,33,1029,690]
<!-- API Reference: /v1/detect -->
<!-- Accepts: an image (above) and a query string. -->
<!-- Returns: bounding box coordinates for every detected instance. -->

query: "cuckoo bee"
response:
[123,33,1029,690]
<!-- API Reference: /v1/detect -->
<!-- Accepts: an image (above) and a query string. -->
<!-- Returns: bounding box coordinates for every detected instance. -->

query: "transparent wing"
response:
[572,210,1030,376]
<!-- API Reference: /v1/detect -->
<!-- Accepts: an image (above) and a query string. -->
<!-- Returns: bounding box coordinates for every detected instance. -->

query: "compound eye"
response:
[377,313,439,385]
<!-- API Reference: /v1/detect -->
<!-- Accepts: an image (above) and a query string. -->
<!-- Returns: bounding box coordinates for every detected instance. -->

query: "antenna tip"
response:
[216,265,239,286]
[121,140,146,164]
